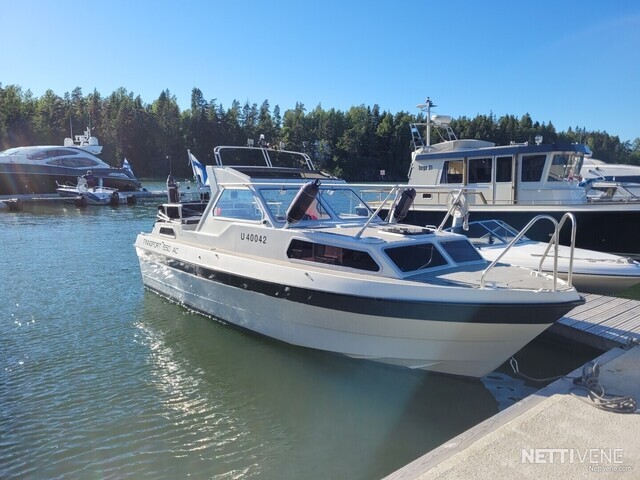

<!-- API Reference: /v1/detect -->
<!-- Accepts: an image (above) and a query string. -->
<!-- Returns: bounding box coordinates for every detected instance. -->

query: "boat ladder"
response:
[480,213,577,291]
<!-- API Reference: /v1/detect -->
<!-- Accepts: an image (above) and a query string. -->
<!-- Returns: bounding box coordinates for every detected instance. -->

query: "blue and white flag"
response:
[188,150,209,186]
[122,158,134,174]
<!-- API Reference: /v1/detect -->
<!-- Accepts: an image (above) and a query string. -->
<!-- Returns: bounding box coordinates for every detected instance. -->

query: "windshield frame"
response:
[257,184,377,225]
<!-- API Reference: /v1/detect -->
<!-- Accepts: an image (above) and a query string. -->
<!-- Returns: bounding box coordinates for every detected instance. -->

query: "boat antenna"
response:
[416,97,437,146]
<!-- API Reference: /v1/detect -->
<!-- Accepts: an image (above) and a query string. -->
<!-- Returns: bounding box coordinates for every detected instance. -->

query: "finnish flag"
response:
[188,151,209,186]
[123,158,134,174]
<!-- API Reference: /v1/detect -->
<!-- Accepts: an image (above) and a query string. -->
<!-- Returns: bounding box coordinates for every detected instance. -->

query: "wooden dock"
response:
[551,293,640,350]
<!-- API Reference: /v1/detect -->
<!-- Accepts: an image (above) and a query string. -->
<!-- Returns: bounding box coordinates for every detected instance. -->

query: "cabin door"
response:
[493,155,515,205]
[466,157,493,205]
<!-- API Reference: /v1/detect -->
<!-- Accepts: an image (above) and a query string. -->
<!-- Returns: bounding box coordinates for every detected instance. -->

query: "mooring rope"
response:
[509,356,638,414]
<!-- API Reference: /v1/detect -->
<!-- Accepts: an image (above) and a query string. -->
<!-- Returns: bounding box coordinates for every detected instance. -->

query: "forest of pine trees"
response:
[2,84,639,181]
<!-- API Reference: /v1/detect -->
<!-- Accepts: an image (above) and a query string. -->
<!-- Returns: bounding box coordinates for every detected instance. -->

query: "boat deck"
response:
[551,293,640,350]
[410,263,572,291]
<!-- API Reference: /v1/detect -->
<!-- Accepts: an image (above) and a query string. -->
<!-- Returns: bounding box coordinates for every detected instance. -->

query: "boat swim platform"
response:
[550,293,640,351]
[386,344,640,479]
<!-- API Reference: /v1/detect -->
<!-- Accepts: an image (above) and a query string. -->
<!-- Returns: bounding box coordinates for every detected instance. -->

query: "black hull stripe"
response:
[140,250,583,325]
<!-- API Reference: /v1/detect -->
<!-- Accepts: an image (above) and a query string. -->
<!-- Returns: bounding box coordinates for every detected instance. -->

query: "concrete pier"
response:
[387,345,639,479]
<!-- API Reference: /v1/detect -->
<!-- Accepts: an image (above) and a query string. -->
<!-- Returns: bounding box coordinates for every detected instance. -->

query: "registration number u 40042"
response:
[240,232,267,244]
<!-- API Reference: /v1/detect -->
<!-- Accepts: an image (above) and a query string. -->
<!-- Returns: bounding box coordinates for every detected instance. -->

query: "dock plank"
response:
[554,293,640,349]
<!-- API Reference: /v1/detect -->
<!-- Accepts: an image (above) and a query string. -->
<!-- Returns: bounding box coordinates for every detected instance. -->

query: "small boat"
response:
[446,217,640,295]
[0,128,143,195]
[57,175,136,207]
[134,143,584,378]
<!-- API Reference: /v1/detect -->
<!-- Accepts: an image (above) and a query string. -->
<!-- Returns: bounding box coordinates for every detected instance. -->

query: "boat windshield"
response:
[450,220,527,246]
[215,146,315,170]
[547,153,583,181]
[259,186,376,223]
[317,187,376,220]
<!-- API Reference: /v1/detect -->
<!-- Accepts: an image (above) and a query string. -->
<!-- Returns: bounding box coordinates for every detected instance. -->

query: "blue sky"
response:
[2,0,639,141]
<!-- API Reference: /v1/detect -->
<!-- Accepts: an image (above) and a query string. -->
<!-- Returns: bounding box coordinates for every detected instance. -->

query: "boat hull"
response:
[136,248,581,378]
[57,187,136,206]
[0,164,141,195]
[567,273,640,294]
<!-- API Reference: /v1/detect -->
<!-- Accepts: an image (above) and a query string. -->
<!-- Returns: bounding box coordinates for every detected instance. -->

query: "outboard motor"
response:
[167,175,180,203]
[387,188,416,223]
[74,195,88,208]
[286,179,320,225]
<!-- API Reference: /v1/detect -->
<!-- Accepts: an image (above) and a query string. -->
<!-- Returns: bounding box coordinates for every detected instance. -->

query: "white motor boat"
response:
[134,144,584,378]
[381,99,640,256]
[57,176,136,206]
[581,157,640,184]
[447,218,640,295]
[579,157,640,200]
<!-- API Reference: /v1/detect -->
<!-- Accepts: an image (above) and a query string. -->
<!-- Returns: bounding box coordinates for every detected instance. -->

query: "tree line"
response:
[1,84,639,182]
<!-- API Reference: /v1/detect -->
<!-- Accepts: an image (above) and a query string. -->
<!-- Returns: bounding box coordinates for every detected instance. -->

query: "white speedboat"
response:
[0,128,142,195]
[134,144,583,378]
[579,157,640,200]
[447,218,640,294]
[57,176,136,206]
[581,157,640,184]
[384,99,640,256]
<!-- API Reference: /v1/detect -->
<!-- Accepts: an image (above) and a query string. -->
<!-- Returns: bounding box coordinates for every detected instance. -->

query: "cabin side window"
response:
[47,158,101,168]
[213,188,263,221]
[29,148,80,160]
[496,156,512,182]
[521,155,547,182]
[286,239,380,272]
[384,243,448,272]
[468,158,492,183]
[440,160,464,184]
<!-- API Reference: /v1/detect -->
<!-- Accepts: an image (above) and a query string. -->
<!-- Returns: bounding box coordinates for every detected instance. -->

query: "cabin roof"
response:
[414,141,591,161]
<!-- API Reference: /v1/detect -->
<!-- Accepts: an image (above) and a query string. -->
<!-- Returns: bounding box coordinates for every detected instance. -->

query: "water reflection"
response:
[134,293,499,479]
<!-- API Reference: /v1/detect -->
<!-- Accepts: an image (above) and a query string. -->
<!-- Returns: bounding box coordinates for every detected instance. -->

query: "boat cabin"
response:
[407,121,591,206]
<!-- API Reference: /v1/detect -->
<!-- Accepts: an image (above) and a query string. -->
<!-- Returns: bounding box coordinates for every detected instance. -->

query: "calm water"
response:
[0,187,601,479]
